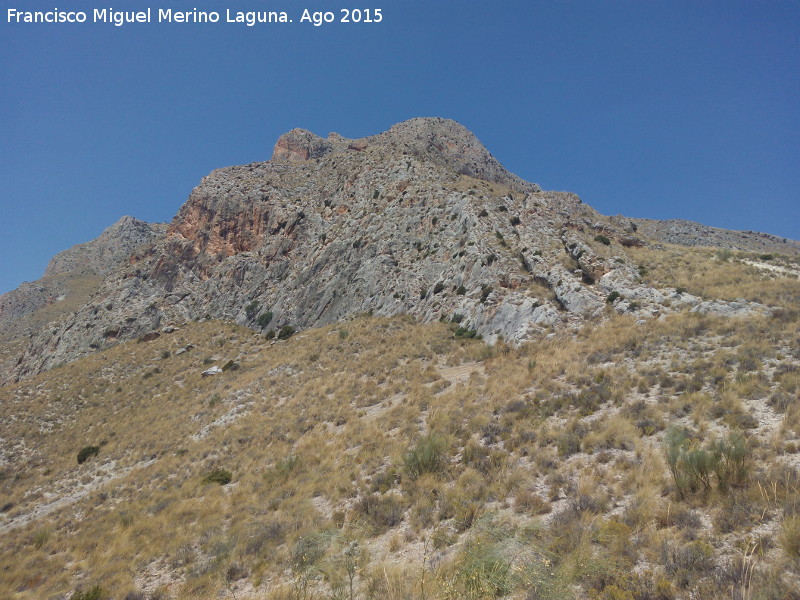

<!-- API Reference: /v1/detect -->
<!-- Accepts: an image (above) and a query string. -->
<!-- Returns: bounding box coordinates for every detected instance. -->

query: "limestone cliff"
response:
[1,118,782,383]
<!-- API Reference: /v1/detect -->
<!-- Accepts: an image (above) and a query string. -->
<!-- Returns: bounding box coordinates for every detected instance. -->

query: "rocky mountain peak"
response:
[1,118,787,384]
[270,117,535,191]
[44,215,167,277]
[271,128,335,163]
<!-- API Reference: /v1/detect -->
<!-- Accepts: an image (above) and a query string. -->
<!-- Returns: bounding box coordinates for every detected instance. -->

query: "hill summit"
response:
[3,118,797,383]
[2,119,800,600]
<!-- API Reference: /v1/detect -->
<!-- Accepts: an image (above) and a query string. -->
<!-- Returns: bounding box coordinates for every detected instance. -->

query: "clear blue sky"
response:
[1,1,798,294]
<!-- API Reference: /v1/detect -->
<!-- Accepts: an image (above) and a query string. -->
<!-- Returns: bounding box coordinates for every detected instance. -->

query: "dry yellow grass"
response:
[1,246,799,599]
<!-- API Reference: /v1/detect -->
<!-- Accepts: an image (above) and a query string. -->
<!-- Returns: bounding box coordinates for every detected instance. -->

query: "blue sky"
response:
[1,0,798,294]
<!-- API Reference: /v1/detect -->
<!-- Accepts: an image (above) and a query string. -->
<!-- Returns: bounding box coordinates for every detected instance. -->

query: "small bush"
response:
[557,430,582,457]
[256,311,273,328]
[245,300,260,320]
[265,454,300,483]
[354,493,407,531]
[594,234,611,245]
[70,587,105,600]
[32,528,50,549]
[456,285,467,295]
[77,445,100,465]
[606,291,620,304]
[710,432,749,490]
[716,249,732,262]
[277,325,296,340]
[454,327,480,339]
[445,539,513,600]
[664,427,714,497]
[664,427,750,497]
[203,468,233,486]
[291,532,328,570]
[403,433,448,480]
[451,313,464,324]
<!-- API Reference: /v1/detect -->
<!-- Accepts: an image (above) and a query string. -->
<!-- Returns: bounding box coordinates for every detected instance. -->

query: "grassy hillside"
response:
[1,247,799,600]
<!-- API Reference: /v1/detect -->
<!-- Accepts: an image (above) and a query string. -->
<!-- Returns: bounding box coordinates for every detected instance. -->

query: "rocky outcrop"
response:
[0,217,166,341]
[621,217,800,256]
[45,216,167,277]
[1,118,787,383]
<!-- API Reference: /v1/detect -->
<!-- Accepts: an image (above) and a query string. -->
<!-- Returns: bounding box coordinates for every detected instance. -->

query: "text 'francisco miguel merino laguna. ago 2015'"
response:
[7,7,384,27]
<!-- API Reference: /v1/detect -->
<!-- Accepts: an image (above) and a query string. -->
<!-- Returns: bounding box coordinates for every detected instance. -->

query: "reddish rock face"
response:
[271,129,333,162]
[168,200,268,258]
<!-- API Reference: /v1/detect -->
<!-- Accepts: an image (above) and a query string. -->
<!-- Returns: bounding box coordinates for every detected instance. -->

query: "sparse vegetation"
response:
[1,245,799,600]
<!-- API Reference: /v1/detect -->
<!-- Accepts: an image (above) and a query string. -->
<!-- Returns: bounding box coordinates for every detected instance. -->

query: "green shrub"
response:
[70,587,104,600]
[451,313,464,324]
[454,327,480,339]
[245,300,260,320]
[265,329,276,340]
[710,432,749,490]
[663,427,712,497]
[403,433,448,480]
[256,311,273,328]
[203,468,233,485]
[456,285,467,295]
[594,234,611,245]
[291,531,328,570]
[557,430,582,457]
[445,539,513,600]
[277,325,296,340]
[433,282,445,295]
[606,291,621,304]
[664,428,749,497]
[77,445,100,465]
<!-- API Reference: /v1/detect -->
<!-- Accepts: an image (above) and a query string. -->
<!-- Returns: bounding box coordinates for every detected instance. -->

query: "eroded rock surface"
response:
[1,118,784,383]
